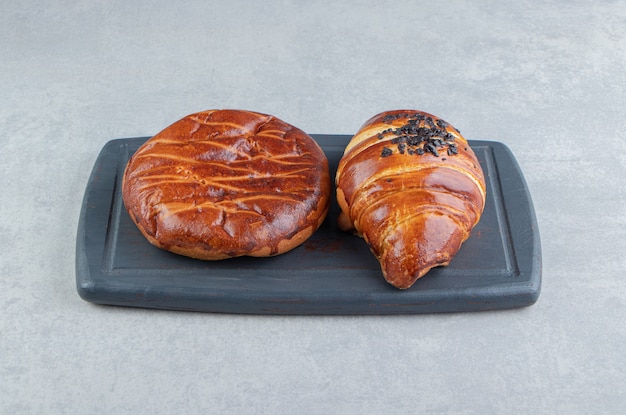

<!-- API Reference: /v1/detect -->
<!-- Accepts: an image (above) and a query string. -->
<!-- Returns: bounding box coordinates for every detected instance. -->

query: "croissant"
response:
[335,110,486,289]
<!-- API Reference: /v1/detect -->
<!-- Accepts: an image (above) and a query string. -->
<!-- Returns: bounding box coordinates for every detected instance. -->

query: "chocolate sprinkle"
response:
[424,142,439,157]
[378,112,459,158]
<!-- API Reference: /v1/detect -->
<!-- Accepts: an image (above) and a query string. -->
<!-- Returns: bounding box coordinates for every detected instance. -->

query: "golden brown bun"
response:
[336,110,486,289]
[122,109,331,260]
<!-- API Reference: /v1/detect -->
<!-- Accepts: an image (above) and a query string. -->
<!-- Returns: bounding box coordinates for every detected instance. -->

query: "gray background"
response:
[1,0,625,413]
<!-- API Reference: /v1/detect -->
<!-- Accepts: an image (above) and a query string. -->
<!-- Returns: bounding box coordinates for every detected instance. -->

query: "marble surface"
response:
[1,1,625,413]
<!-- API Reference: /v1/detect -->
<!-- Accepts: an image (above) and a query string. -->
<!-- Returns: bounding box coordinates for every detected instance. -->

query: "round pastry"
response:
[122,109,331,260]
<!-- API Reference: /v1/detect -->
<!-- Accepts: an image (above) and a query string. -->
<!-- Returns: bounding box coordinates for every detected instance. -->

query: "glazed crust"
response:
[335,110,486,289]
[122,109,331,260]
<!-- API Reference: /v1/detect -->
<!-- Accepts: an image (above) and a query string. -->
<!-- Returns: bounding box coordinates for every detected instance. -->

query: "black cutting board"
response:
[76,135,541,314]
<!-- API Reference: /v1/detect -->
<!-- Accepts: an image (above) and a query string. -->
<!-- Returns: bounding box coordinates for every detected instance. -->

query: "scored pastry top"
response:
[122,109,331,260]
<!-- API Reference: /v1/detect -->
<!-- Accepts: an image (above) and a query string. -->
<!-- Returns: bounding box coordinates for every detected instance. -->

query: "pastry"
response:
[122,109,331,260]
[335,110,486,289]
